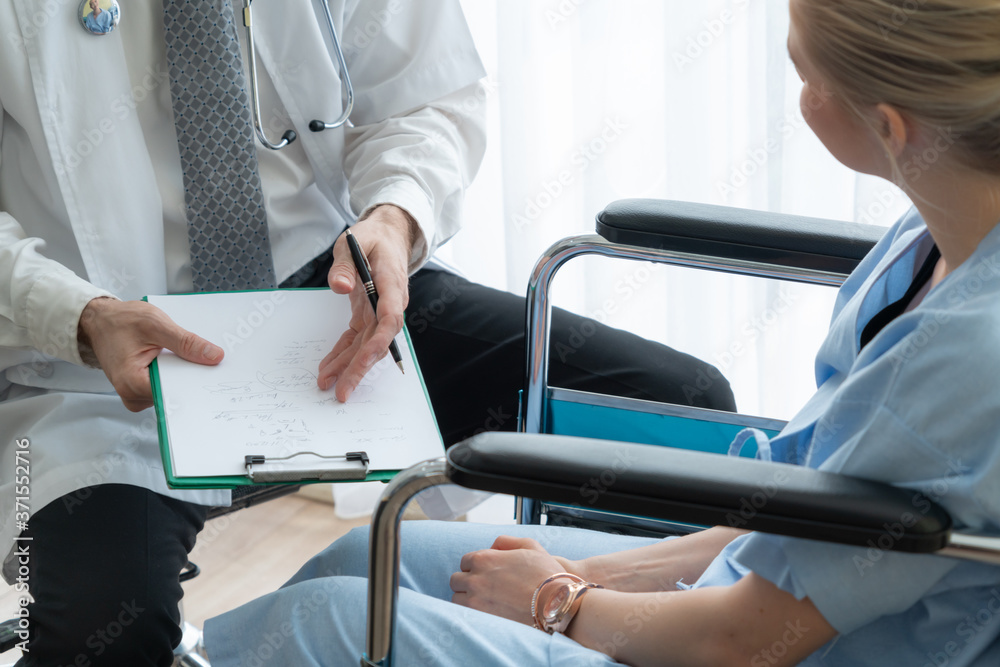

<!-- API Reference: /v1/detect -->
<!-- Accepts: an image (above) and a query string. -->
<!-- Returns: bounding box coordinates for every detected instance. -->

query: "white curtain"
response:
[441,0,912,419]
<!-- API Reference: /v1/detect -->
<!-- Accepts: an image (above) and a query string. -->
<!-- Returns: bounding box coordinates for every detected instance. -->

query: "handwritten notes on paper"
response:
[147,290,442,480]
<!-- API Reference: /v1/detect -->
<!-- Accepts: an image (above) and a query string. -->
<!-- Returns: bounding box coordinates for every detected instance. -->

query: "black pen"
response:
[344,229,404,374]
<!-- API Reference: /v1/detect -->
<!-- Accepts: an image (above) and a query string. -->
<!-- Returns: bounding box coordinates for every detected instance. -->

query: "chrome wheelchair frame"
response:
[361,199,1000,666]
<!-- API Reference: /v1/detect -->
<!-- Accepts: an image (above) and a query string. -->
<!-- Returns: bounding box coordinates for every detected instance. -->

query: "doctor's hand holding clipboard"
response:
[78,205,420,412]
[77,204,418,412]
[77,297,226,413]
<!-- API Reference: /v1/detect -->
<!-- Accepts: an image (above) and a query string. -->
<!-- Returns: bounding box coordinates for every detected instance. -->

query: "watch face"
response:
[544,585,571,621]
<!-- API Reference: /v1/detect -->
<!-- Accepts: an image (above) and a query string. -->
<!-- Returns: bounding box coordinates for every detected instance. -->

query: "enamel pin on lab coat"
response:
[79,0,121,36]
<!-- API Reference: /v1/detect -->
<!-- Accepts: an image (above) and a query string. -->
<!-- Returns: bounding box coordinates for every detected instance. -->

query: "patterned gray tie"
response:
[162,0,276,291]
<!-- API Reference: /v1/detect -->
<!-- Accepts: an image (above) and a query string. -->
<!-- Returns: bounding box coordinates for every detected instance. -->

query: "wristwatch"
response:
[531,573,603,635]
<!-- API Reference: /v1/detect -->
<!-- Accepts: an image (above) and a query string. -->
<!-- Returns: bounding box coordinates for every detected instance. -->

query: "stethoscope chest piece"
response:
[79,0,121,36]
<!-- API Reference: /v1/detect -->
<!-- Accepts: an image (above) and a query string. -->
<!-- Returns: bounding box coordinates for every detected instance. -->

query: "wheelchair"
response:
[516,197,880,535]
[360,199,1000,666]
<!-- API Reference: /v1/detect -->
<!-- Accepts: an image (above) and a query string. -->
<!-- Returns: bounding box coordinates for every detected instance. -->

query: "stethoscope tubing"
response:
[242,0,355,150]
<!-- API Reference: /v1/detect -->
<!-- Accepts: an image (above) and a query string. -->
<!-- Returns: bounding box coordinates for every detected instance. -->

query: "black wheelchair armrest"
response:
[596,199,887,275]
[447,432,952,553]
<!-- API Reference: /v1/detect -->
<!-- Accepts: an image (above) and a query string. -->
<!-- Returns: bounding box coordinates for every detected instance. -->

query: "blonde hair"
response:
[794,0,1000,177]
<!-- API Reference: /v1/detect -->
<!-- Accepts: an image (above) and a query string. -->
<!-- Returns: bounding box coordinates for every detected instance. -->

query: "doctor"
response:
[0,0,733,665]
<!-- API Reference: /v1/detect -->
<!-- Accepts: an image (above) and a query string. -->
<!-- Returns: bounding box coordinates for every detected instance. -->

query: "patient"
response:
[203,0,1000,664]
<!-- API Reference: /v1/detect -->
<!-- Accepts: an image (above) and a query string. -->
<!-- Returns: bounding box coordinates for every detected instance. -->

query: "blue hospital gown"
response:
[699,207,1000,665]
[205,208,1000,666]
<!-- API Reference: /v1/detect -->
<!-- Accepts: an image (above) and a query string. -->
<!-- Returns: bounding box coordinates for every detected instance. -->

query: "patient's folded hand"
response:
[448,535,568,626]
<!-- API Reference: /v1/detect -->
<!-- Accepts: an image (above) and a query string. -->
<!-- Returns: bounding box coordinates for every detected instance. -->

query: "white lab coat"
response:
[0,0,486,582]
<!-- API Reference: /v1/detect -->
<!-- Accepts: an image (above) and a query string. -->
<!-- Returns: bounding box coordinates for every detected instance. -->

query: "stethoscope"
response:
[78,0,355,151]
[242,0,355,149]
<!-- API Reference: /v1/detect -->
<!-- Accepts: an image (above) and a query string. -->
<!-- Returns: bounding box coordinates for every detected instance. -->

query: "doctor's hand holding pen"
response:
[77,297,224,412]
[318,204,417,402]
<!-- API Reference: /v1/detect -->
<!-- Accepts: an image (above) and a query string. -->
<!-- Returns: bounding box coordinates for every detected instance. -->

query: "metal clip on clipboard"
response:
[244,451,370,482]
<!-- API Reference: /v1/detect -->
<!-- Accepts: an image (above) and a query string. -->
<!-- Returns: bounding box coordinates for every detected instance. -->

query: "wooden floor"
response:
[0,488,515,663]
[0,490,369,659]
[179,490,372,625]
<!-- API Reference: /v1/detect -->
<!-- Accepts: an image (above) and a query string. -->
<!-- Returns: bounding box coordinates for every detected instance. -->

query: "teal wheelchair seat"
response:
[523,388,784,535]
[515,198,883,533]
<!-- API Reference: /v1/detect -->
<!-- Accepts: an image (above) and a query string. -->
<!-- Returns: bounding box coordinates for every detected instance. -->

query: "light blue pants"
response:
[203,521,662,666]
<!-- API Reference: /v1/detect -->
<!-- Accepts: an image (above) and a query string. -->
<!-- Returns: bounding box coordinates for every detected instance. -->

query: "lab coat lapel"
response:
[12,0,168,299]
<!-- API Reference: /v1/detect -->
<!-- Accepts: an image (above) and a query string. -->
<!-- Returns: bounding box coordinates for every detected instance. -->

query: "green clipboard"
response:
[146,290,442,490]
